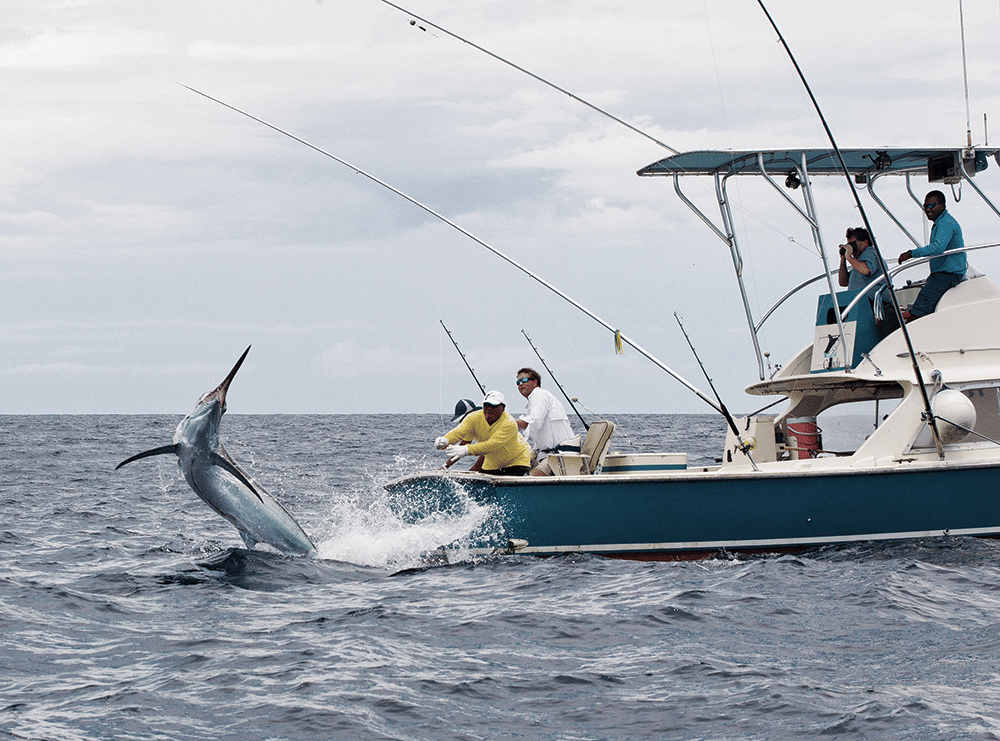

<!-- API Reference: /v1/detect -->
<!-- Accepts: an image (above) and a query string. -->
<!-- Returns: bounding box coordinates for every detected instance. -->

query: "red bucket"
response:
[787,419,821,459]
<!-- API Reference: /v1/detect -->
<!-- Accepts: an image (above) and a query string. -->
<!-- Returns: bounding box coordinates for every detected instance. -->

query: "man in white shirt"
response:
[514,367,575,476]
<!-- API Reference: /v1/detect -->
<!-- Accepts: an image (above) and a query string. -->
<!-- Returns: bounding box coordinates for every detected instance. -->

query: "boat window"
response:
[968,386,1000,442]
[818,404,895,455]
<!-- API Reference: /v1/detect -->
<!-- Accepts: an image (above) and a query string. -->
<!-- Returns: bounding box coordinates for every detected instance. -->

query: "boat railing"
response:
[755,241,1000,332]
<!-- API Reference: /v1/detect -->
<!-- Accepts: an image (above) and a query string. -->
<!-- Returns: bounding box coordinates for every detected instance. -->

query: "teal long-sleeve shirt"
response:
[910,210,967,275]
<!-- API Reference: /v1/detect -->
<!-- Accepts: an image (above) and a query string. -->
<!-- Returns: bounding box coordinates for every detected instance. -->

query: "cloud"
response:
[2,0,999,413]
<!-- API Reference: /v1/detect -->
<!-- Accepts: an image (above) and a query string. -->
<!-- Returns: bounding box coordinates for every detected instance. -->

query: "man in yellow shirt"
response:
[435,391,531,476]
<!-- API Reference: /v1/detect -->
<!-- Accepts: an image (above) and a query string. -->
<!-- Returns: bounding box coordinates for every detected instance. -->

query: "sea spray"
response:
[314,453,500,570]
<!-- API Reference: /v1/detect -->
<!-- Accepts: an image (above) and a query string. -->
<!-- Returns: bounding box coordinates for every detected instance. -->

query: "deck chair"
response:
[546,421,615,476]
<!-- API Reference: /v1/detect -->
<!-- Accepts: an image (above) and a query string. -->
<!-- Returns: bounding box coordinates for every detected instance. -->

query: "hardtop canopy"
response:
[637,147,998,178]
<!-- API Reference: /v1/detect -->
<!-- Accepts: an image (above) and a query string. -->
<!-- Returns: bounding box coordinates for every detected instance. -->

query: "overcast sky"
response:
[4,0,999,416]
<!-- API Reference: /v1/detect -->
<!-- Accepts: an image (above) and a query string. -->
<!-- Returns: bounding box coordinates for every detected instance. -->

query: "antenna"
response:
[959,0,973,147]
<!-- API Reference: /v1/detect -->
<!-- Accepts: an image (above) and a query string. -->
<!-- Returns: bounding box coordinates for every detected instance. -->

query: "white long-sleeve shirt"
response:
[520,387,574,453]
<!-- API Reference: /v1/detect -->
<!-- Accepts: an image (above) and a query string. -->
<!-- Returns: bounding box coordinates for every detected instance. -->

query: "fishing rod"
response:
[379,0,678,154]
[440,320,486,396]
[438,321,484,470]
[755,2,946,460]
[674,313,758,471]
[520,329,589,431]
[182,84,725,419]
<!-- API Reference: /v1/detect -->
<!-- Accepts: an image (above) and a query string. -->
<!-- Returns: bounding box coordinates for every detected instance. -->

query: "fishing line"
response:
[541,317,635,448]
[182,84,726,418]
[387,0,809,261]
[568,393,639,453]
[698,0,817,326]
[404,16,652,161]
[439,324,445,429]
[380,0,679,154]
[699,0,765,334]
[620,259,702,324]
[755,1,946,459]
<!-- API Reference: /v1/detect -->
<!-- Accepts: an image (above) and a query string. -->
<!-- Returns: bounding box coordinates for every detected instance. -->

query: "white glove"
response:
[435,436,450,450]
[445,444,469,459]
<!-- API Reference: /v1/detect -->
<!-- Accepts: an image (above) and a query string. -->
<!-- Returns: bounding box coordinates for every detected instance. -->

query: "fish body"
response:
[117,347,317,557]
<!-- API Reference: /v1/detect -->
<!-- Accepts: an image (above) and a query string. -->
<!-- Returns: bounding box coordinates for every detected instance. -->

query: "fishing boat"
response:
[182,9,1000,562]
[386,145,1000,561]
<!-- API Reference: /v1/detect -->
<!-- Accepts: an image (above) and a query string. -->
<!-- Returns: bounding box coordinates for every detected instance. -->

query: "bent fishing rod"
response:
[520,329,589,432]
[183,84,725,418]
[440,320,486,396]
[755,1,946,459]
[378,0,677,154]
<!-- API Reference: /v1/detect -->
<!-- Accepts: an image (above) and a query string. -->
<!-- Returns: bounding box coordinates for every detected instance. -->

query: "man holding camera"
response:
[838,227,882,291]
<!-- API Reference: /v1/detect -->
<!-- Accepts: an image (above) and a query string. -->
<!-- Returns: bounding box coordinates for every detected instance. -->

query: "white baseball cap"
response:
[483,390,505,407]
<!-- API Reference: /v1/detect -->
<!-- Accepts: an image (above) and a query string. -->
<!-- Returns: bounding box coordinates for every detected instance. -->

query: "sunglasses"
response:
[516,377,532,385]
[923,202,942,211]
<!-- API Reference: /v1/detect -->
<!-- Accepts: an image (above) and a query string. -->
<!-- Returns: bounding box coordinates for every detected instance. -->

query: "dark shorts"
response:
[909,271,964,318]
[483,465,530,477]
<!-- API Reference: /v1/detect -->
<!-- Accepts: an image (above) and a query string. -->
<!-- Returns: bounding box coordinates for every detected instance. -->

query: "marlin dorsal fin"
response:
[115,444,179,470]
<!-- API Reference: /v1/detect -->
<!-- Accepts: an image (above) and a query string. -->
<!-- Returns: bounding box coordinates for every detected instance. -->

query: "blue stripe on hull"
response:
[601,464,687,472]
[387,465,1000,558]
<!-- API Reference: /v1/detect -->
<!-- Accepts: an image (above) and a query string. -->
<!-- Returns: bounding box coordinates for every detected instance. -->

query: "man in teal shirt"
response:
[898,190,967,321]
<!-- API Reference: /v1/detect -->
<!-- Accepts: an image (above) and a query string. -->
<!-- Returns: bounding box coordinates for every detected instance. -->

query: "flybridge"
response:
[636,146,1000,381]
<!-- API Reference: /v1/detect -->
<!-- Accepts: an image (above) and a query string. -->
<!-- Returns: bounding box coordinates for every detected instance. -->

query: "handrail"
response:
[837,243,998,318]
[754,243,1000,332]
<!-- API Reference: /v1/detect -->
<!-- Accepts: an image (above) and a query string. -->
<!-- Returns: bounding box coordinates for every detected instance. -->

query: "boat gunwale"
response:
[386,455,1000,489]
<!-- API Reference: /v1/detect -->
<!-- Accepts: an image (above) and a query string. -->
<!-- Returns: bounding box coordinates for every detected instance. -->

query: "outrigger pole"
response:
[755,2,947,460]
[182,85,727,419]
[520,329,589,432]
[440,320,486,396]
[378,0,678,155]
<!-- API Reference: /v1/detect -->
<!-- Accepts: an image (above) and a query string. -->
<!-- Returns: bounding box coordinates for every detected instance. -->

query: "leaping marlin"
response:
[116,346,317,557]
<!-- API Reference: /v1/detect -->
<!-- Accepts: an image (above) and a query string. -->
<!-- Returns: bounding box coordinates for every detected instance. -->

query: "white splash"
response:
[313,455,497,570]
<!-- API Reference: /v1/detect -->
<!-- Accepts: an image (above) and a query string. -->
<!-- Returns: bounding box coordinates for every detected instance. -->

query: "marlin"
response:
[116,346,317,557]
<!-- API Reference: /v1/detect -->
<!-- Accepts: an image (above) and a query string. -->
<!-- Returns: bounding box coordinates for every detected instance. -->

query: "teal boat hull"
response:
[386,463,1000,560]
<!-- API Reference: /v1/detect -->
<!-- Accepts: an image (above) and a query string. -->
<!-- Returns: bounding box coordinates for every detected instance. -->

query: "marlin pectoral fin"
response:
[116,444,179,470]
[209,452,264,502]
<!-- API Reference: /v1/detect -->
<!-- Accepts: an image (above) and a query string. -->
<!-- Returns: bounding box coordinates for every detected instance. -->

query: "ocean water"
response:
[3,413,1000,741]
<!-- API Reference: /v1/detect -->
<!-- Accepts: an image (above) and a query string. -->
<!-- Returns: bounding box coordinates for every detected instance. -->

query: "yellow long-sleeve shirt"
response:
[446,410,531,471]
